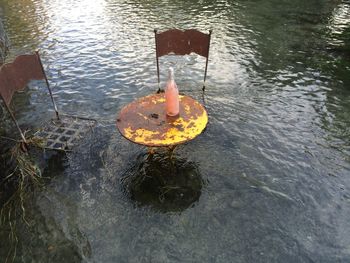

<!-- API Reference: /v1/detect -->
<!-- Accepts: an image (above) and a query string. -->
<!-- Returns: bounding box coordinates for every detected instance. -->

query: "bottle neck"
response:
[168,67,174,81]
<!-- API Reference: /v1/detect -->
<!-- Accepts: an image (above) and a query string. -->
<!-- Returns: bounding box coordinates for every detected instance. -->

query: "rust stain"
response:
[156,29,210,58]
[116,94,208,147]
[0,53,45,106]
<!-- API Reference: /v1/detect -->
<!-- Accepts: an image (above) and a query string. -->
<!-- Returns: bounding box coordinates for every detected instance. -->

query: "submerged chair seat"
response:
[34,115,96,151]
[0,51,96,151]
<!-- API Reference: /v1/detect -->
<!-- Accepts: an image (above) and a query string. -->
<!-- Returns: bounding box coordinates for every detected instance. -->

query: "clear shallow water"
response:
[0,0,350,262]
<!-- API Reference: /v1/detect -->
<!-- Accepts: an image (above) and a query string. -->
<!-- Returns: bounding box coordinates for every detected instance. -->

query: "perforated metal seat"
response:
[34,115,96,151]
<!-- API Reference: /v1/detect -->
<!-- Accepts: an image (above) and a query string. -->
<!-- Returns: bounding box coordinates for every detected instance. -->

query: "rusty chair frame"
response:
[0,51,96,151]
[154,29,212,92]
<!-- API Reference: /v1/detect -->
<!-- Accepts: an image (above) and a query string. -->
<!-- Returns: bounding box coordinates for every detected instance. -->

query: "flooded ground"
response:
[0,0,350,262]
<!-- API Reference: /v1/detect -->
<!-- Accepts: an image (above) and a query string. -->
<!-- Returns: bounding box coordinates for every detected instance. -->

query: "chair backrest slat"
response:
[155,29,210,58]
[0,53,45,106]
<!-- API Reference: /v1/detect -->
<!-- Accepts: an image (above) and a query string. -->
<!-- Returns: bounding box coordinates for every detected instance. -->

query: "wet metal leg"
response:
[148,147,155,155]
[168,145,177,160]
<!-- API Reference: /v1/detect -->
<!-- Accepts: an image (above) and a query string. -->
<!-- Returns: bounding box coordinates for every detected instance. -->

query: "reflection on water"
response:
[0,0,350,262]
[121,151,203,212]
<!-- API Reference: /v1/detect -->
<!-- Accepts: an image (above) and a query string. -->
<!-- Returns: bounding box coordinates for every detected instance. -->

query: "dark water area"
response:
[0,0,350,262]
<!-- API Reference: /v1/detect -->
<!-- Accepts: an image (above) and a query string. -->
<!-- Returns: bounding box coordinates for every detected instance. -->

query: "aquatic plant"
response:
[0,136,46,262]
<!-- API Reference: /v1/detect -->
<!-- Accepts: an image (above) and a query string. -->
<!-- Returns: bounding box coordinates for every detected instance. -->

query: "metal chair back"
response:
[0,51,96,151]
[0,51,58,143]
[154,29,212,92]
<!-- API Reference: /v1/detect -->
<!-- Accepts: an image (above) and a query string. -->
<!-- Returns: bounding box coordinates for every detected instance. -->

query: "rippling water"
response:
[0,0,350,262]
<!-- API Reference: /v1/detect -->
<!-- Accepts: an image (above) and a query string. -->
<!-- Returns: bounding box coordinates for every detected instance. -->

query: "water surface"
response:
[0,0,350,262]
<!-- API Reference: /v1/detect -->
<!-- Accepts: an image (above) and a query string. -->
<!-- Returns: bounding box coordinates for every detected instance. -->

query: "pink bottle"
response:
[165,67,179,116]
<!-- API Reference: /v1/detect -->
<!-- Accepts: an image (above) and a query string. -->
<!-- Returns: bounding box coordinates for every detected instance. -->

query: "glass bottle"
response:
[165,67,179,116]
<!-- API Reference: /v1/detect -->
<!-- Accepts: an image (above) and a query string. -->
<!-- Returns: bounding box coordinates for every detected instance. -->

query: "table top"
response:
[116,93,208,147]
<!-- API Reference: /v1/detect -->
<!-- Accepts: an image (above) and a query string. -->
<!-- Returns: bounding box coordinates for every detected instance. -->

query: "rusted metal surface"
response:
[154,29,212,92]
[0,52,60,144]
[34,115,97,151]
[0,52,95,149]
[116,94,208,147]
[155,29,211,58]
[0,53,45,106]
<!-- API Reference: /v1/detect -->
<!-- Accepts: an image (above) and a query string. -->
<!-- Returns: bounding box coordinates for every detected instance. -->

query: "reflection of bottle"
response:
[165,67,179,116]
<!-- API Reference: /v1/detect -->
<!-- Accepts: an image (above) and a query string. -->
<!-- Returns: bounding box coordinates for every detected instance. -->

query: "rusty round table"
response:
[116,94,208,147]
